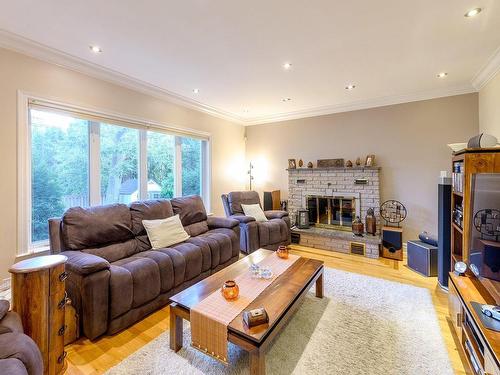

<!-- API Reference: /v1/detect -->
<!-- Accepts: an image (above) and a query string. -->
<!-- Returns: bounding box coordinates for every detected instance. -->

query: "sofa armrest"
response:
[0,333,43,375]
[229,215,256,224]
[0,312,23,335]
[264,210,289,220]
[207,216,239,229]
[62,251,110,275]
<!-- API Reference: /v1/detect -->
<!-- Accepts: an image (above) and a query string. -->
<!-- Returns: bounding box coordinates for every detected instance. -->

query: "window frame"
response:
[17,91,211,255]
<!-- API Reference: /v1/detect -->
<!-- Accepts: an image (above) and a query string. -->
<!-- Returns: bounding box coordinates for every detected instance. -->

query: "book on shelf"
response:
[452,161,464,193]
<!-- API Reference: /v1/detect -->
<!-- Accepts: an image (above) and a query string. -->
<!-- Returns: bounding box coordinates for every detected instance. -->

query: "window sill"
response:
[16,245,51,262]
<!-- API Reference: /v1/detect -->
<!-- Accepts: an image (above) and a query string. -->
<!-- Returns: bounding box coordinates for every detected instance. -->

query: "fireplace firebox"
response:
[307,194,360,231]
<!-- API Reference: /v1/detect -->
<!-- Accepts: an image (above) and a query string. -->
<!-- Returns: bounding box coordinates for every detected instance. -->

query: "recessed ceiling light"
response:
[283,62,292,70]
[345,84,356,90]
[89,45,102,53]
[281,98,292,102]
[437,72,448,78]
[465,8,482,17]
[193,88,200,94]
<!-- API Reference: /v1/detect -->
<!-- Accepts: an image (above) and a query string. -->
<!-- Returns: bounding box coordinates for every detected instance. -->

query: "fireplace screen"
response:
[307,195,357,231]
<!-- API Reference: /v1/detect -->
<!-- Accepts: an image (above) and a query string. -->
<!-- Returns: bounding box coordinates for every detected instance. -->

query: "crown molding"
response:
[243,84,476,125]
[0,29,479,127]
[0,29,246,125]
[472,45,500,90]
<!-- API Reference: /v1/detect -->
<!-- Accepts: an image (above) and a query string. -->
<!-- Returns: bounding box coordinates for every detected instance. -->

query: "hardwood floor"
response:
[65,245,467,374]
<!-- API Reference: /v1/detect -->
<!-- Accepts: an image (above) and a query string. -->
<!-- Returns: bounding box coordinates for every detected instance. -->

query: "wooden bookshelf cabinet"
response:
[450,148,500,301]
[448,148,500,375]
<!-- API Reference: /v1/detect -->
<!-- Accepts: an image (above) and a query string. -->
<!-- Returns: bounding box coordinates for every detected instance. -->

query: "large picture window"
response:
[22,98,210,253]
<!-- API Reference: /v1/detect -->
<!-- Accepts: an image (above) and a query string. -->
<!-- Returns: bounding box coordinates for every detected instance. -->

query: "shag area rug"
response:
[106,268,453,375]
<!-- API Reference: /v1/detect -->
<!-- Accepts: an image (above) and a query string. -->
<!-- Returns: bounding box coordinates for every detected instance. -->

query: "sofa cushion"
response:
[62,204,133,249]
[129,200,174,236]
[227,191,260,215]
[81,238,139,263]
[109,257,161,318]
[171,195,207,226]
[206,228,240,259]
[132,251,175,293]
[153,248,186,287]
[242,204,268,222]
[195,230,233,265]
[168,243,203,281]
[142,215,190,249]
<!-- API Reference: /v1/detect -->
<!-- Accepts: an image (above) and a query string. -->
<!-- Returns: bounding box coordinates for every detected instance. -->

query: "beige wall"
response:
[0,48,246,279]
[246,94,479,242]
[479,71,500,139]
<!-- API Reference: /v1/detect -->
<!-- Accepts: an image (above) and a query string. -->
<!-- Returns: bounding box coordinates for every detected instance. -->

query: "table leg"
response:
[169,305,183,352]
[250,348,265,375]
[316,271,324,298]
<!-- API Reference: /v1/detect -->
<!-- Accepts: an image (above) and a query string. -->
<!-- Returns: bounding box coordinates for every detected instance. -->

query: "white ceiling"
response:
[1,0,499,125]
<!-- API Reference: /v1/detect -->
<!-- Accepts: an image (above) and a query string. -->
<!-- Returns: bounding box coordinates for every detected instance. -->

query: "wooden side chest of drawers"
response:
[9,255,68,375]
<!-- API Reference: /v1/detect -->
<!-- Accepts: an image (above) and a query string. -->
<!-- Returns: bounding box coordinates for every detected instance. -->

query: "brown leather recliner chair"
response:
[0,300,43,375]
[48,196,240,340]
[221,191,290,254]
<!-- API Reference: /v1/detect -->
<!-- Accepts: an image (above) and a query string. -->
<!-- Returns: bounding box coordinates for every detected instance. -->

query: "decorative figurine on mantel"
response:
[307,161,313,168]
[298,159,304,168]
[355,157,361,166]
[346,160,353,167]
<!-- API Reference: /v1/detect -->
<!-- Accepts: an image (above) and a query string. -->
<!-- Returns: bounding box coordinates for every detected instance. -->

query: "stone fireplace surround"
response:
[288,166,382,258]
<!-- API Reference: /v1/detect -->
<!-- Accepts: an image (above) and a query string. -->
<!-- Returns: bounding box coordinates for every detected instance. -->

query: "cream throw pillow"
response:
[241,203,268,222]
[142,215,190,249]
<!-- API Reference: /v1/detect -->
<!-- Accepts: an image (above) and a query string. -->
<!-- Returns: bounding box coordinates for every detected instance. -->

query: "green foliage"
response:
[147,132,174,199]
[31,118,89,242]
[30,110,203,243]
[182,137,202,196]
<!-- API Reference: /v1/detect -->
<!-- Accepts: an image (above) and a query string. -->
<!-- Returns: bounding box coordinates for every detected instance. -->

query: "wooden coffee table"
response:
[169,249,324,375]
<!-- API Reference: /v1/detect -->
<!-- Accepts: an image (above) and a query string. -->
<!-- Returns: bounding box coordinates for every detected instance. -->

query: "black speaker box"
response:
[382,226,403,260]
[263,192,273,211]
[407,240,438,277]
[437,179,452,288]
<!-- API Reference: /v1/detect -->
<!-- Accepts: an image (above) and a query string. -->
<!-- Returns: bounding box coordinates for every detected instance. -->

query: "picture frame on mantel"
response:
[317,158,345,168]
[365,154,375,167]
[288,159,297,169]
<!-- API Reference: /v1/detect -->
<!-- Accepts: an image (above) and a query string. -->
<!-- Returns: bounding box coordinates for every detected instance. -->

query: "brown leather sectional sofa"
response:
[48,195,240,340]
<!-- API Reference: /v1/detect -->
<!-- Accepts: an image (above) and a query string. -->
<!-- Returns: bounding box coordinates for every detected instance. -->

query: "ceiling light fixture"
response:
[437,72,448,78]
[283,62,292,70]
[281,98,292,102]
[465,8,482,17]
[193,88,200,94]
[345,84,356,90]
[89,45,102,53]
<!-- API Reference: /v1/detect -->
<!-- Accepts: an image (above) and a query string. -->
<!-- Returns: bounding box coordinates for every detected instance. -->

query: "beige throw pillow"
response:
[142,215,190,249]
[241,203,268,222]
